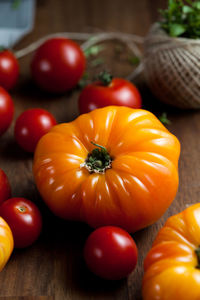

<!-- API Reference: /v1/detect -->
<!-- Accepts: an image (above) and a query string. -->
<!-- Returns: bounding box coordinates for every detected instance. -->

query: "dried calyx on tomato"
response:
[0,217,13,271]
[81,142,112,173]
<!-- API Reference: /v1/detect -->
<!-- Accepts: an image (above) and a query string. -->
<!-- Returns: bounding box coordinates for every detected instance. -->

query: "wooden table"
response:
[0,0,199,299]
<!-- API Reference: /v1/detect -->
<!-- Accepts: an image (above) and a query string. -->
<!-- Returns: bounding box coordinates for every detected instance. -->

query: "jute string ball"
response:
[143,23,200,109]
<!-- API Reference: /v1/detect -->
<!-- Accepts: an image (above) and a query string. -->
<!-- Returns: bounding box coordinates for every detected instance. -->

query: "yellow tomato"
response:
[33,106,180,232]
[0,217,13,271]
[143,203,200,300]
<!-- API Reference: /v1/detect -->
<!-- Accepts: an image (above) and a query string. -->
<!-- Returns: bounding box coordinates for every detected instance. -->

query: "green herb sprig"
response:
[160,0,200,38]
[158,112,171,125]
[84,45,105,58]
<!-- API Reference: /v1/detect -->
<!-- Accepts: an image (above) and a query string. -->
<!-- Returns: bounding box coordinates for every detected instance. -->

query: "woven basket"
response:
[143,23,200,109]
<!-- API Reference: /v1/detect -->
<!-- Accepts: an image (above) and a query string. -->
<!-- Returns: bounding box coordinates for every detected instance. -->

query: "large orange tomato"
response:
[33,106,180,232]
[143,203,200,300]
[0,217,14,271]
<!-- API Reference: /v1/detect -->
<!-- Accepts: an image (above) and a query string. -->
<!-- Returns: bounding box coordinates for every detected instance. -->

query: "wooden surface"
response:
[0,0,200,299]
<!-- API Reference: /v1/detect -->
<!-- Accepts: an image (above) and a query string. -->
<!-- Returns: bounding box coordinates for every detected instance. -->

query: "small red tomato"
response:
[14,108,57,152]
[0,87,14,136]
[0,197,42,248]
[0,169,11,204]
[84,226,138,280]
[0,49,19,90]
[79,72,142,114]
[31,38,86,93]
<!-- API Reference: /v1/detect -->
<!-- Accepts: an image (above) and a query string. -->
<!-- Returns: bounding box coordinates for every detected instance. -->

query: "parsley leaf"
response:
[160,0,200,39]
[159,112,171,125]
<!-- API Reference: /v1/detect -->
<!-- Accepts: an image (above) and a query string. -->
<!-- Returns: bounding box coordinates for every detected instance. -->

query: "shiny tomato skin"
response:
[0,50,19,90]
[31,38,86,93]
[0,169,11,204]
[79,78,142,114]
[0,87,14,136]
[33,106,180,233]
[84,226,138,280]
[14,108,57,152]
[0,197,42,248]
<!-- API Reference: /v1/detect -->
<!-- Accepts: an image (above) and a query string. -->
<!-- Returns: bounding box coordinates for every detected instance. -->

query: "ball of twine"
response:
[143,23,200,109]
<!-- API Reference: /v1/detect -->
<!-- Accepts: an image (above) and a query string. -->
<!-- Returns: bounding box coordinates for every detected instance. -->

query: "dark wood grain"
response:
[0,0,199,299]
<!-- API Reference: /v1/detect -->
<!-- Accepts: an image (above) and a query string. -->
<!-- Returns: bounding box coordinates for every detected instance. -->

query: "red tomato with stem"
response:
[0,49,19,90]
[31,38,86,93]
[0,169,11,204]
[0,87,14,136]
[0,197,42,248]
[84,226,138,280]
[79,71,142,114]
[14,108,57,152]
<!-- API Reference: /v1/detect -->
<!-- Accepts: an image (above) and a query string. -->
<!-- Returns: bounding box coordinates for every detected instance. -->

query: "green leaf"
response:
[182,5,193,13]
[193,1,200,9]
[77,72,89,89]
[160,0,200,38]
[158,113,171,125]
[169,0,177,10]
[84,45,105,58]
[169,23,186,36]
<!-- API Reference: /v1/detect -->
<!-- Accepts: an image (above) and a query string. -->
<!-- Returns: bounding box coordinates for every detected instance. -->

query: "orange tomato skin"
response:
[143,203,200,300]
[33,106,180,232]
[0,217,14,271]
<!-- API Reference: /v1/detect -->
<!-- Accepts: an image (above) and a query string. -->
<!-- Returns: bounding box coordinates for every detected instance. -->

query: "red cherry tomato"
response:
[0,169,11,204]
[0,87,14,136]
[14,108,57,152]
[0,49,19,90]
[84,226,138,280]
[79,73,142,114]
[31,38,86,93]
[0,197,42,248]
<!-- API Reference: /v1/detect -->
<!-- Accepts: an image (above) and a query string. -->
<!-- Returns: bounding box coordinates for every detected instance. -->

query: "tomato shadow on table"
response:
[0,136,32,161]
[73,255,127,295]
[40,213,128,297]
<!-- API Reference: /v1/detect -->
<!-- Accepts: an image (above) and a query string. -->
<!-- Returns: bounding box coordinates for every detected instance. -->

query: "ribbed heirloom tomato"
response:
[143,203,200,300]
[0,217,13,271]
[33,106,180,232]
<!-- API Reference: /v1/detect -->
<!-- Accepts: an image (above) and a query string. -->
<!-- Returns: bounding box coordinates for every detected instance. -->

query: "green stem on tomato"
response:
[97,71,113,86]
